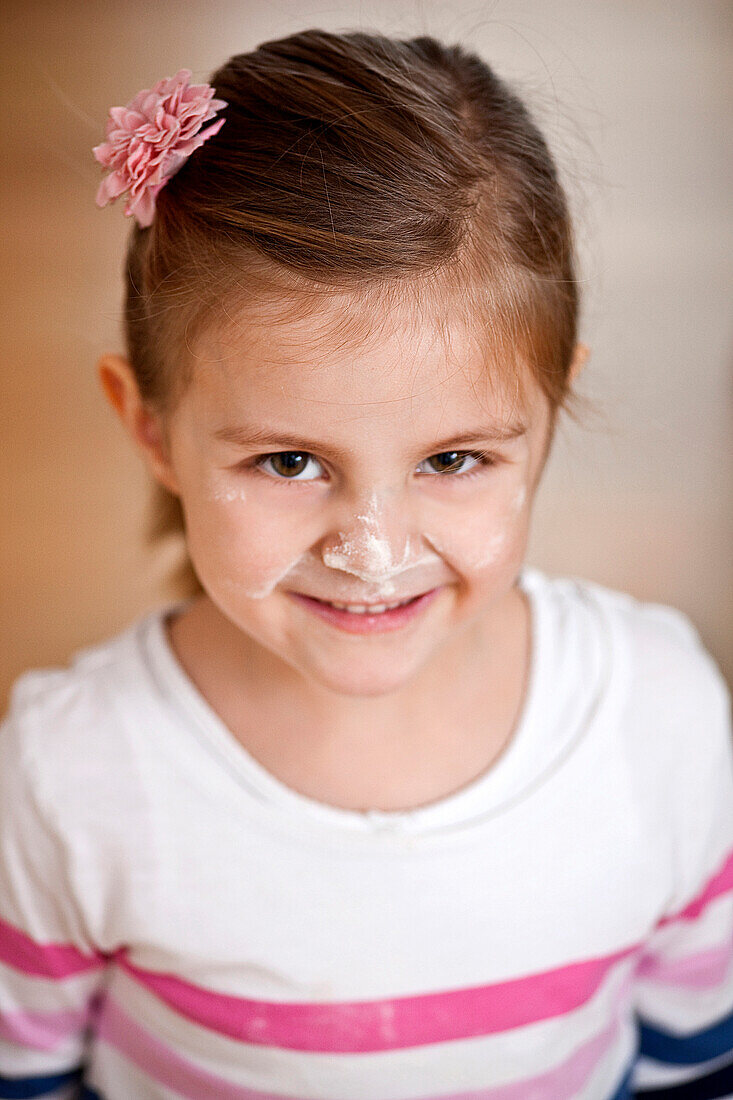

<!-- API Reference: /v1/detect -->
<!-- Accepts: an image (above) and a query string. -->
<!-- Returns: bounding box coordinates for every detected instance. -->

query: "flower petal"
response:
[93,69,226,224]
[127,187,156,227]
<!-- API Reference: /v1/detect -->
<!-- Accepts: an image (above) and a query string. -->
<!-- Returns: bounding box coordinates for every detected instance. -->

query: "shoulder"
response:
[535,568,730,811]
[0,615,170,949]
[527,567,729,728]
[573,572,728,729]
[0,612,164,810]
[528,570,733,903]
[525,567,730,793]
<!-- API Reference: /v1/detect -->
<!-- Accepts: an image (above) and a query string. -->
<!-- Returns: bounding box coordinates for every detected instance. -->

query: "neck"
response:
[169,584,526,739]
[166,586,530,812]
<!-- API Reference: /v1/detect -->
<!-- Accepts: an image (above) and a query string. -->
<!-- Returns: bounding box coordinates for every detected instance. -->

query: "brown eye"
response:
[416,451,493,478]
[259,452,322,480]
[426,451,470,474]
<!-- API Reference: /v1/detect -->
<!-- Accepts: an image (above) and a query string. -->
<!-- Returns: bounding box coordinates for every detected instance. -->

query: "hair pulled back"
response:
[123,29,579,598]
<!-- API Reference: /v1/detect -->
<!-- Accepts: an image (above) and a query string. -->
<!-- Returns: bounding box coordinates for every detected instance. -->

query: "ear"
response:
[568,342,590,383]
[97,353,180,495]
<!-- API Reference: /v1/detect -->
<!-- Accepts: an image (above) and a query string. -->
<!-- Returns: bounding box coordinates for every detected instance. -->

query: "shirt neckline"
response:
[136,568,563,837]
[135,567,559,831]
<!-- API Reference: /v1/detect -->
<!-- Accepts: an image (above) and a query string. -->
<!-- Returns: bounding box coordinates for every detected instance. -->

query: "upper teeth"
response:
[327,599,411,614]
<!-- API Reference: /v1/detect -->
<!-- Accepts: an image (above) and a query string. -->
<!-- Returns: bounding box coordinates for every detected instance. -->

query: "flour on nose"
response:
[355,492,396,575]
[322,493,438,593]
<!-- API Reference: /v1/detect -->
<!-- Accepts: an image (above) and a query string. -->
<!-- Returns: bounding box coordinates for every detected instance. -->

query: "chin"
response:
[302,654,426,698]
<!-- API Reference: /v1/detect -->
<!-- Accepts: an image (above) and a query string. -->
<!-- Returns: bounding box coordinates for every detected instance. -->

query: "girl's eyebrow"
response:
[213,421,527,455]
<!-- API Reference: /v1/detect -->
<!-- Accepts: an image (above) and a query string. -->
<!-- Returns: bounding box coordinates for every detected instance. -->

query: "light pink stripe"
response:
[638,938,733,990]
[0,1005,90,1050]
[97,994,620,1100]
[118,945,636,1052]
[0,913,108,978]
[659,848,733,926]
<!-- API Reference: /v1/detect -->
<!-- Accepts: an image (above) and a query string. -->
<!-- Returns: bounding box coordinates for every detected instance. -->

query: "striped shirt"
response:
[1,568,732,1098]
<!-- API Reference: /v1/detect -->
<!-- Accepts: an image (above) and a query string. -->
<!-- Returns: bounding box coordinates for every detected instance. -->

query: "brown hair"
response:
[122,29,580,599]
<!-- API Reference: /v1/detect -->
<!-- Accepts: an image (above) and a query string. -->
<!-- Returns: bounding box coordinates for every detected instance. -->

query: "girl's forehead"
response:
[190,286,540,420]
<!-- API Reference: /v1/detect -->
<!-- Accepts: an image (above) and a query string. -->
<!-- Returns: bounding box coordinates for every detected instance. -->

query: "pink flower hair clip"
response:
[93,69,227,228]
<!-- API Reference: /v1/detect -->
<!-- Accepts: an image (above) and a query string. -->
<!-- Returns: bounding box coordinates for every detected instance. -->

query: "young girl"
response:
[1,29,731,1100]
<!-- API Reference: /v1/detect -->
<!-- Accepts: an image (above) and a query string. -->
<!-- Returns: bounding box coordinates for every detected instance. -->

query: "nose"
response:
[319,491,416,583]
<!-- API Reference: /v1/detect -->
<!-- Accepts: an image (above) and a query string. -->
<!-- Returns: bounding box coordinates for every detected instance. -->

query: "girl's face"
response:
[151,292,554,697]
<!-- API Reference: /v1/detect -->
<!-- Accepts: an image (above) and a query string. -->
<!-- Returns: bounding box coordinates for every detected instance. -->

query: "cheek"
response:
[180,480,309,600]
[425,483,528,575]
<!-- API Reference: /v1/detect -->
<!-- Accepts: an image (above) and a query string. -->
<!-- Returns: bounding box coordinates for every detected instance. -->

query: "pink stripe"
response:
[659,849,733,926]
[118,945,636,1053]
[0,913,108,978]
[98,998,281,1100]
[0,1006,90,1051]
[638,938,733,990]
[97,994,621,1100]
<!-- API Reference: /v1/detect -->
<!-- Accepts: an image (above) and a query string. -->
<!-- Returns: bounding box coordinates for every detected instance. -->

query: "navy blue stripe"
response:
[639,1005,733,1064]
[80,1088,103,1099]
[610,1063,635,1099]
[0,1067,83,1098]
[633,1055,733,1099]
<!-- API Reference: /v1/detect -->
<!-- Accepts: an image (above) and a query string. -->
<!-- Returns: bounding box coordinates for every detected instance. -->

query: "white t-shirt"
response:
[1,567,732,1099]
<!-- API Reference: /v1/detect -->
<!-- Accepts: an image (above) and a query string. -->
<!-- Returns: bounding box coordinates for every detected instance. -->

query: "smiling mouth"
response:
[305,595,422,615]
[287,588,441,633]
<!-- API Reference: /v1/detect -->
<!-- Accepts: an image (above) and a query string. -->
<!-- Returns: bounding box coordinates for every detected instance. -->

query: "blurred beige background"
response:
[2,0,732,710]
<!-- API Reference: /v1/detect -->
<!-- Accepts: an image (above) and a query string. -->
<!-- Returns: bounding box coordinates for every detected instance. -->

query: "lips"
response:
[287,588,442,634]
[304,595,419,614]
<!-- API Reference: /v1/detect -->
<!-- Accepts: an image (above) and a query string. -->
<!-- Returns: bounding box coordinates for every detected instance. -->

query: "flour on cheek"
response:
[220,553,309,600]
[217,528,312,601]
[193,482,311,601]
[425,482,528,574]
[211,487,248,503]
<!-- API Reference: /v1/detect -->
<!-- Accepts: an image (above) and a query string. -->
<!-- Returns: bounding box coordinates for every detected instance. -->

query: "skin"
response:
[99,290,587,811]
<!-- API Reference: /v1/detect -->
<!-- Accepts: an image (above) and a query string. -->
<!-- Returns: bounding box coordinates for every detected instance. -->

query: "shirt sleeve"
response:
[0,681,111,1098]
[631,653,733,1099]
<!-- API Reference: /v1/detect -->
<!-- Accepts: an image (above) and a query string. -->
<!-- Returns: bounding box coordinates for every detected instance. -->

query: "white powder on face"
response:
[340,492,399,576]
[423,479,528,572]
[321,549,398,597]
[207,482,293,598]
[238,574,290,600]
[212,483,527,603]
[225,550,309,600]
[212,487,247,503]
[470,526,509,570]
[321,493,441,594]
[423,529,506,573]
[208,488,435,603]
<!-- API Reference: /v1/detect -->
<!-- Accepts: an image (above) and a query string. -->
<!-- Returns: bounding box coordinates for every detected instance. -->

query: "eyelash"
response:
[247,450,498,484]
